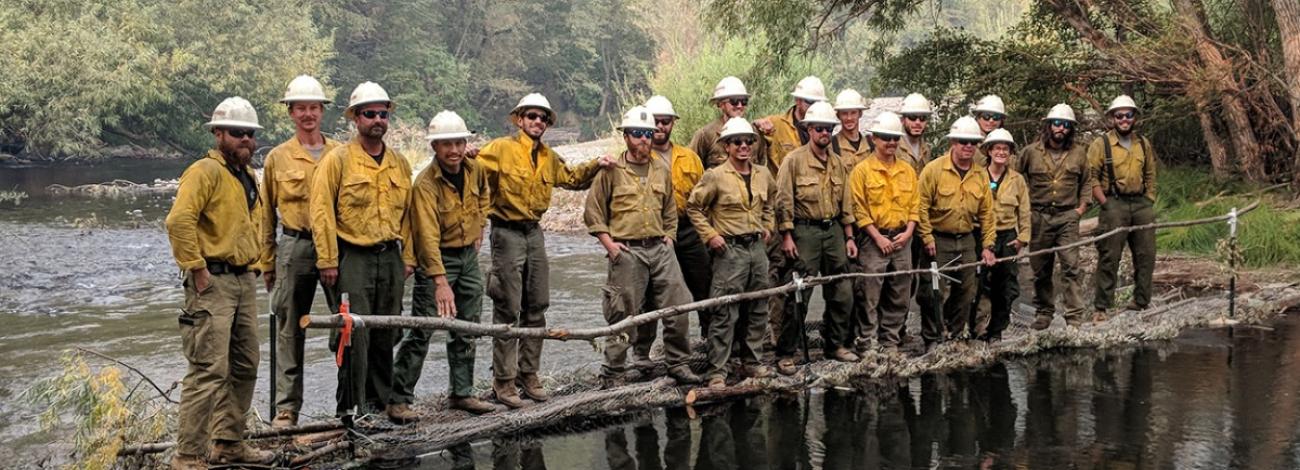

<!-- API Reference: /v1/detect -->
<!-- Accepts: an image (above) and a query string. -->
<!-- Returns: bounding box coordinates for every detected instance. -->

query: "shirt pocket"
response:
[611,182,642,214]
[388,171,411,212]
[275,169,308,202]
[794,175,821,206]
[340,174,373,208]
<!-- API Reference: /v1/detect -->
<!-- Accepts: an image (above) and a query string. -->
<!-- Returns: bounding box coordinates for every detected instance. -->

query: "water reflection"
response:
[418,320,1300,470]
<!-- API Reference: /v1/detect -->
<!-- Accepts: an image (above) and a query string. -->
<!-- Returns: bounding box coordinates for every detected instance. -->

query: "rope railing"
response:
[299,201,1259,340]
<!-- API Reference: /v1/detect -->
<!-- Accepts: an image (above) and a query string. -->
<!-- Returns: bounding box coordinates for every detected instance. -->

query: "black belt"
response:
[932,231,969,240]
[283,227,312,240]
[1108,192,1147,199]
[340,239,401,253]
[724,233,761,245]
[616,237,662,248]
[440,245,476,255]
[855,226,904,244]
[1032,205,1074,215]
[491,217,540,232]
[793,218,836,229]
[206,261,249,275]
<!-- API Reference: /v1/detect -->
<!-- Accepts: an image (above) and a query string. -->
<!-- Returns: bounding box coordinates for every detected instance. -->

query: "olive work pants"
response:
[634,216,712,359]
[705,238,770,380]
[487,223,549,381]
[1029,209,1085,321]
[601,242,693,376]
[392,246,483,401]
[776,224,853,357]
[1093,195,1157,310]
[973,229,1020,339]
[916,233,978,344]
[855,229,913,348]
[175,271,258,457]
[328,241,405,415]
[271,235,337,414]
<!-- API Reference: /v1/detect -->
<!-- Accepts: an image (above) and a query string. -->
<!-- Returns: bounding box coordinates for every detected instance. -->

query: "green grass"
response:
[1154,166,1300,267]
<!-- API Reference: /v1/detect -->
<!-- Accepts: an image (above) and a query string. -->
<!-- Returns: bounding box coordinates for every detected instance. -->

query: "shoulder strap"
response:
[1102,134,1118,196]
[831,134,842,157]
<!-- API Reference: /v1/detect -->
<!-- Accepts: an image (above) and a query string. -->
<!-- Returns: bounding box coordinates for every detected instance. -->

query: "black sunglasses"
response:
[903,114,929,122]
[808,125,834,133]
[1113,111,1136,120]
[225,128,256,139]
[977,112,1005,122]
[523,112,550,122]
[726,98,749,107]
[953,139,981,147]
[875,134,901,142]
[727,138,756,147]
[1048,119,1074,129]
[654,118,674,126]
[359,110,389,120]
[800,98,818,105]
[625,128,654,139]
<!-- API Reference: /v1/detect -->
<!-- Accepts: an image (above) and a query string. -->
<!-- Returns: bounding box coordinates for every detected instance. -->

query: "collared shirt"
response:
[833,131,873,171]
[309,140,415,269]
[688,116,770,169]
[166,149,265,271]
[897,137,932,176]
[686,161,776,242]
[656,143,705,213]
[584,152,676,240]
[917,153,997,249]
[1017,140,1092,208]
[849,152,919,231]
[410,159,491,276]
[1087,130,1158,200]
[775,144,854,231]
[259,136,342,269]
[762,106,807,174]
[990,168,1032,244]
[477,130,601,222]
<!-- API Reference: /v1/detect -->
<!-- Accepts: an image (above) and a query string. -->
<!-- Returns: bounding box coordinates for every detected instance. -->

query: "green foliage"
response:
[22,352,171,469]
[0,0,331,158]
[1155,166,1300,267]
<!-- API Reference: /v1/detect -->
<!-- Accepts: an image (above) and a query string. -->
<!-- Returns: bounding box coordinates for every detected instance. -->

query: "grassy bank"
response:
[1155,166,1299,267]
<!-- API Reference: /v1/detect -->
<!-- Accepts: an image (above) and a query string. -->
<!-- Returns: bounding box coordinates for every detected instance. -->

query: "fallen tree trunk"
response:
[117,420,344,456]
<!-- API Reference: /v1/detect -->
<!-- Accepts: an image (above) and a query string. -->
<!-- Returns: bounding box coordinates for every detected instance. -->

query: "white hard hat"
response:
[868,111,905,137]
[617,105,656,131]
[982,128,1016,149]
[425,110,474,141]
[791,76,828,102]
[971,94,1005,116]
[1043,103,1077,122]
[644,95,678,118]
[204,97,263,130]
[946,116,983,140]
[511,92,555,120]
[900,93,933,115]
[345,81,393,118]
[833,89,868,111]
[711,76,750,102]
[801,101,839,126]
[280,75,330,104]
[715,117,757,142]
[1106,94,1138,114]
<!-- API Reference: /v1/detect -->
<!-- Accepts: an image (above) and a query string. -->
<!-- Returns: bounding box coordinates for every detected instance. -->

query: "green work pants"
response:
[392,246,483,400]
[705,239,770,380]
[175,271,258,457]
[601,242,693,376]
[1029,209,1085,321]
[487,224,549,380]
[271,235,336,414]
[856,229,913,347]
[1093,195,1156,310]
[917,233,978,344]
[328,241,405,415]
[634,217,712,358]
[776,224,853,356]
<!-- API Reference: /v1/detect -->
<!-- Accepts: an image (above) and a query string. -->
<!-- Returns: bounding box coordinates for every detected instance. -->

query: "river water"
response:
[2,160,1299,469]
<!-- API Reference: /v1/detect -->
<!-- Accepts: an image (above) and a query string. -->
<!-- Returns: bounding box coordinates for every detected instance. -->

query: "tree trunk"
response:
[1195,100,1233,178]
[1271,0,1300,193]
[1171,0,1264,181]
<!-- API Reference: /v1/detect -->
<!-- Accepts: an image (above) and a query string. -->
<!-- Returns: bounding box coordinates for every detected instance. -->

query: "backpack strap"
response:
[1102,134,1119,196]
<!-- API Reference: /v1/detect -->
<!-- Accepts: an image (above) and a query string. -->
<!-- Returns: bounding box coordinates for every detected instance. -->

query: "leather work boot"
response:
[601,373,626,390]
[170,453,206,470]
[271,409,297,428]
[493,379,526,409]
[517,374,550,401]
[707,376,727,390]
[1030,316,1053,330]
[630,353,656,370]
[449,396,498,415]
[832,347,860,363]
[386,403,419,424]
[209,440,276,466]
[667,366,702,385]
[775,358,798,376]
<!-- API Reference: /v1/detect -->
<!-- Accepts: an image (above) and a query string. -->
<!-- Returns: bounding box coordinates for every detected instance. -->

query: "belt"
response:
[1032,205,1074,215]
[440,244,476,255]
[340,239,401,253]
[996,229,1018,238]
[932,231,969,240]
[855,226,904,244]
[491,217,540,232]
[616,237,663,248]
[1110,193,1148,199]
[724,233,761,245]
[793,218,836,229]
[206,260,249,275]
[283,227,313,240]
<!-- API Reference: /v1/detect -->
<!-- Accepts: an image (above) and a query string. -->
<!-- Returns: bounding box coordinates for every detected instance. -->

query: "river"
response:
[2,159,1299,469]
